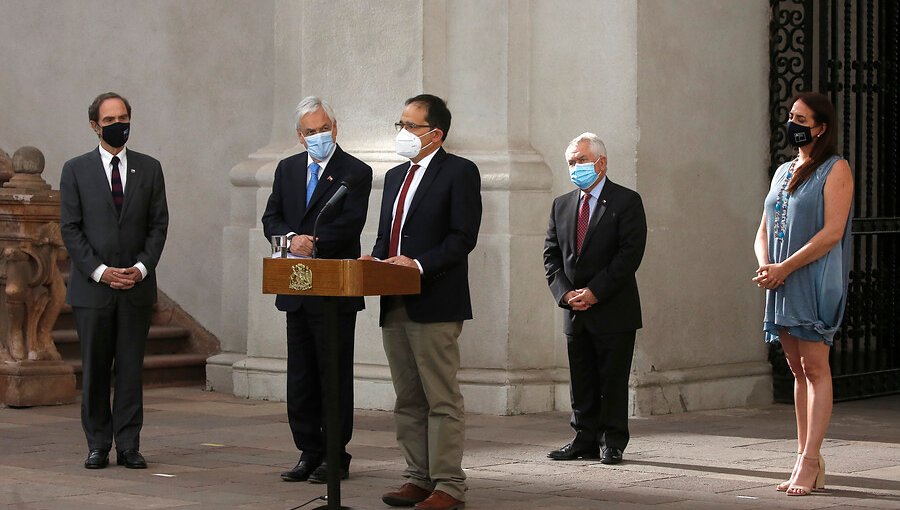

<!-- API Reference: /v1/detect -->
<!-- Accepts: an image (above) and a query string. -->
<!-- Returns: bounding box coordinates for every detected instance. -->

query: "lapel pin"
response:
[130,169,136,173]
[326,175,333,182]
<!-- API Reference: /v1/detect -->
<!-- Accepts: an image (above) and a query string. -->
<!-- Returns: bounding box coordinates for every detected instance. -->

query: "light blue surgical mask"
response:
[569,157,601,189]
[304,131,335,161]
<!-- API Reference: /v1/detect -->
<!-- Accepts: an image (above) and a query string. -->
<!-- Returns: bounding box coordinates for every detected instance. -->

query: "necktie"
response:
[388,164,420,258]
[110,156,124,214]
[576,193,591,253]
[306,162,320,206]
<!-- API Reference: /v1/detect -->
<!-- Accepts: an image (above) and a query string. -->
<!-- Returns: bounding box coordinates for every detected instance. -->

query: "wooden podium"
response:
[262,258,420,297]
[262,258,419,510]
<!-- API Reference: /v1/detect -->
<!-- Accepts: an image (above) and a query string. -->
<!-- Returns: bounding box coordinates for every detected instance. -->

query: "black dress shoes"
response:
[601,447,624,465]
[308,462,349,484]
[117,450,148,469]
[280,459,320,482]
[547,442,600,460]
[84,449,109,469]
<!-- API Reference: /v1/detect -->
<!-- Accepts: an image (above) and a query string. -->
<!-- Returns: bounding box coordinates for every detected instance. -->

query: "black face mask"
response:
[99,122,130,148]
[786,121,815,148]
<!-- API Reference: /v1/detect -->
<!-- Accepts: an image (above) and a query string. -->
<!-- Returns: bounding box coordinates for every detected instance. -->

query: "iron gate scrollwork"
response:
[768,0,900,402]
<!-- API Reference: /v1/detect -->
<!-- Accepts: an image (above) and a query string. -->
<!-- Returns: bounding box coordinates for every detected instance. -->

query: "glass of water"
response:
[271,235,288,258]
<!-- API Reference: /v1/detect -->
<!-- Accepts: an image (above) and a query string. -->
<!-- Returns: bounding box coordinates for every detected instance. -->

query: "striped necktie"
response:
[576,193,591,253]
[110,156,124,214]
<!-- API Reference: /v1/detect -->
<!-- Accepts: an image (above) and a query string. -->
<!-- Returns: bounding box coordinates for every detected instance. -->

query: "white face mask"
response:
[394,128,436,159]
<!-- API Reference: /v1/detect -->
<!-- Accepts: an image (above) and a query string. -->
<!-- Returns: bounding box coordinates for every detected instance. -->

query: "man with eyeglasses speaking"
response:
[361,94,482,510]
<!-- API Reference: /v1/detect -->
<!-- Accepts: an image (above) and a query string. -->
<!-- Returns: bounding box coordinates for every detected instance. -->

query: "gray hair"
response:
[293,96,336,130]
[565,132,607,161]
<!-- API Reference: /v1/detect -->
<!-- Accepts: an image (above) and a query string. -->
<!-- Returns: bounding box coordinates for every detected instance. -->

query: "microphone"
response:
[319,178,354,216]
[311,174,362,258]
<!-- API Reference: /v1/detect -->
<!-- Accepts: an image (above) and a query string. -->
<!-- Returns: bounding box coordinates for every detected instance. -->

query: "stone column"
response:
[628,0,773,414]
[216,0,559,414]
[418,0,558,413]
[0,147,76,407]
[211,0,429,397]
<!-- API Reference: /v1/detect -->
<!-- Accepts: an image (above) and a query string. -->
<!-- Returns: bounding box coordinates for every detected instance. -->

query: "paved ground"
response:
[1,387,898,509]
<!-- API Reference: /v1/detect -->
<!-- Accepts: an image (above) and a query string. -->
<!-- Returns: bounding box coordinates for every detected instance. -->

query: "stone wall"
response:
[1,0,773,415]
[0,0,274,343]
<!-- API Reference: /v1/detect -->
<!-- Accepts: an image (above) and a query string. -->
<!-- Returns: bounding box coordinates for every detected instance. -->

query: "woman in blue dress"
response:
[753,92,853,497]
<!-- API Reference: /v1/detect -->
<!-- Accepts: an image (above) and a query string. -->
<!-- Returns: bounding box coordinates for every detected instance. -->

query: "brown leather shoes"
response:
[414,490,464,510]
[382,483,431,507]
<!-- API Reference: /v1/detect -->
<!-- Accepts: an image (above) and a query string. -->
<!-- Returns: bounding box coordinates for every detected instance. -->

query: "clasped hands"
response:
[753,262,789,289]
[565,288,598,311]
[101,267,143,290]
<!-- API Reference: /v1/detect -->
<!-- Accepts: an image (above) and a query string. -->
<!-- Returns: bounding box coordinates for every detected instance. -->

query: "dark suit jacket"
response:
[372,147,482,325]
[543,179,647,335]
[60,148,169,308]
[262,145,372,314]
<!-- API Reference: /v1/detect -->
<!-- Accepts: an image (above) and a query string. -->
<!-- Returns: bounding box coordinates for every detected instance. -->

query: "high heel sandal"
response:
[786,455,825,496]
[776,451,803,492]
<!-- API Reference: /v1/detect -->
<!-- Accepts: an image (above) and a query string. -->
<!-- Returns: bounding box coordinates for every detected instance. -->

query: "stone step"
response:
[48,264,216,391]
[66,352,209,389]
[52,270,218,388]
[54,306,77,330]
[52,325,191,359]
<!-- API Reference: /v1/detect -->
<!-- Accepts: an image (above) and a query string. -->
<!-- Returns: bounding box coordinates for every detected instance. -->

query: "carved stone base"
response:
[0,360,76,407]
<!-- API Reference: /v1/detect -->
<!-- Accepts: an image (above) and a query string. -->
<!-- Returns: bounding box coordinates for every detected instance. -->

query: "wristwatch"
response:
[285,233,296,244]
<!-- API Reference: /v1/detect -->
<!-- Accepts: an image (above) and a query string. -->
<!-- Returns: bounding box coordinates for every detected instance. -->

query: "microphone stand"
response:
[310,184,351,510]
[311,180,350,259]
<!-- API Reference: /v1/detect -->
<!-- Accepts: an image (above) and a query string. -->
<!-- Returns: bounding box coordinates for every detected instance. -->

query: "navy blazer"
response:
[372,147,482,325]
[262,145,372,314]
[543,179,647,335]
[60,148,169,308]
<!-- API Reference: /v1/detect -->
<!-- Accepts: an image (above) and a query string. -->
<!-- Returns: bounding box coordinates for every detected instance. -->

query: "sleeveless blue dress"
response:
[763,155,852,346]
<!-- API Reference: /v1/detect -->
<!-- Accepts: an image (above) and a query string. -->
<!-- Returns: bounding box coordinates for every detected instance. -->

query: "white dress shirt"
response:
[284,145,337,242]
[579,174,608,217]
[388,149,440,274]
[91,145,149,282]
[98,145,129,191]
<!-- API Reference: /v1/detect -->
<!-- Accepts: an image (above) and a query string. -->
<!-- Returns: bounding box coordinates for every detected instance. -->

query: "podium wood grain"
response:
[262,258,420,296]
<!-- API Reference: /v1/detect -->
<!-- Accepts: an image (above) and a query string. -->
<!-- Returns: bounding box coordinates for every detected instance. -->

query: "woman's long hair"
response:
[787,92,839,193]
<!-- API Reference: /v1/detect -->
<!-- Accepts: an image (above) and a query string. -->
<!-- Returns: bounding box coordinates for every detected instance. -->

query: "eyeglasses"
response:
[394,121,433,132]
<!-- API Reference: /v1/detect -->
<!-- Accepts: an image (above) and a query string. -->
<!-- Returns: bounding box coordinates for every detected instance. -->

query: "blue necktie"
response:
[306,162,320,205]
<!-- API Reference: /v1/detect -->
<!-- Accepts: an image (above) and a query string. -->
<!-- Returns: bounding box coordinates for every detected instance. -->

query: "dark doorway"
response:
[768,0,900,402]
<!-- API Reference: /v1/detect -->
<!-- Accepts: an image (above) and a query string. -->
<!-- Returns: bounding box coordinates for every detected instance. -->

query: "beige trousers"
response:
[382,301,467,501]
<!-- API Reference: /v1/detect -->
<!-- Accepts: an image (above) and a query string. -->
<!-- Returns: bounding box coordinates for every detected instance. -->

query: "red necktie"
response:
[110,156,124,214]
[388,164,420,258]
[576,193,591,253]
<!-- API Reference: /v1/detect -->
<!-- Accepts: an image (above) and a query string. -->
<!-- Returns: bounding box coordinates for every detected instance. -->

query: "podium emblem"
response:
[288,263,313,291]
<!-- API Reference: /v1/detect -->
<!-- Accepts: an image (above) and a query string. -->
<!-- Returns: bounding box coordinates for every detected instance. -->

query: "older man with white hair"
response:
[543,132,647,465]
[262,96,373,483]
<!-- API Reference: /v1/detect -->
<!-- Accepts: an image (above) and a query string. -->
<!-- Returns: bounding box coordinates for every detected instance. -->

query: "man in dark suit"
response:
[543,132,647,466]
[262,96,372,484]
[60,92,169,470]
[364,94,481,510]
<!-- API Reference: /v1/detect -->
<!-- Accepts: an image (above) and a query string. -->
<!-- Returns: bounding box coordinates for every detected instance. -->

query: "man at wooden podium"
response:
[363,94,482,510]
[261,96,372,484]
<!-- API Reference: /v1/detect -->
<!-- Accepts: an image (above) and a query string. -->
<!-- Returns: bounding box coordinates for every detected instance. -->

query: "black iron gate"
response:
[769,0,900,402]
